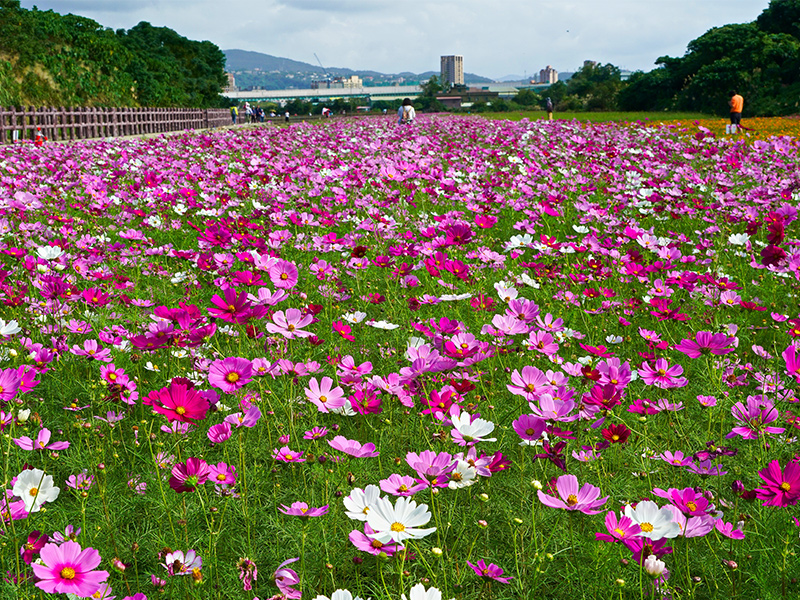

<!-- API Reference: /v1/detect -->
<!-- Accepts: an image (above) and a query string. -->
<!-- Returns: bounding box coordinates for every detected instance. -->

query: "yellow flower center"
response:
[612,435,620,441]
[28,487,38,497]
[390,522,406,532]
[285,454,293,461]
[60,567,76,580]
[567,494,578,506]
[176,406,186,415]
[780,482,791,492]
[217,474,227,481]
[287,324,296,331]
[319,395,327,403]
[686,501,697,512]
[226,372,240,383]
[640,522,654,533]
[613,527,625,537]
[657,369,666,376]
[280,273,288,280]
[398,485,408,492]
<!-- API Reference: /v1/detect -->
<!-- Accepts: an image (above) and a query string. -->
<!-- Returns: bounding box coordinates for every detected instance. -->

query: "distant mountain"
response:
[496,74,525,82]
[222,49,493,89]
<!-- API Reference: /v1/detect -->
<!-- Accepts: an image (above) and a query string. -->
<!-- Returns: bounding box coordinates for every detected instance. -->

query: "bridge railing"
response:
[0,106,237,144]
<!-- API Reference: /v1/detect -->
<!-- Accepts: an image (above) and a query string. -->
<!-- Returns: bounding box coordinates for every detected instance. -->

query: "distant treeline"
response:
[0,0,227,108]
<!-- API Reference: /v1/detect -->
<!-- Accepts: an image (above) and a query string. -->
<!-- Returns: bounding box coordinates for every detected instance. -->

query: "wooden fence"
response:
[0,106,237,144]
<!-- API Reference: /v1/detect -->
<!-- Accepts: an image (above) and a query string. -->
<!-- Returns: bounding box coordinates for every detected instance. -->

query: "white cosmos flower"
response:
[439,293,472,301]
[450,409,496,446]
[401,583,453,600]
[342,312,367,324]
[366,496,436,544]
[0,319,21,336]
[313,590,365,600]
[728,233,749,246]
[343,484,381,521]
[366,320,399,330]
[624,500,682,539]
[447,460,477,489]
[12,468,60,513]
[36,245,64,260]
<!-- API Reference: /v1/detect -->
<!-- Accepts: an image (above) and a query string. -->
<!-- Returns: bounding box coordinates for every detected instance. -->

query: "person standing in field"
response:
[728,90,743,134]
[230,105,238,125]
[546,97,554,120]
[397,98,416,124]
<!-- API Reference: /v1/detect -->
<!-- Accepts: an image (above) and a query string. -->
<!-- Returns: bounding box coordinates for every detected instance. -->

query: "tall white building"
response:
[539,65,558,84]
[440,55,464,87]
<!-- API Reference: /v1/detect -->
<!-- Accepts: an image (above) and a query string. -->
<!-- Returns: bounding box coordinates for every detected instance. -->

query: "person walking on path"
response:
[230,105,238,125]
[546,97,554,120]
[728,90,743,134]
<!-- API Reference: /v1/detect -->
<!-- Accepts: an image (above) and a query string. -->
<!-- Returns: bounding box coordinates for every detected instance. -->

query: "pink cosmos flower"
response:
[674,331,736,358]
[278,501,329,518]
[328,435,380,458]
[208,462,237,486]
[266,308,314,339]
[14,428,70,451]
[207,422,232,444]
[332,320,354,341]
[379,474,427,497]
[207,288,252,323]
[512,414,546,445]
[269,260,299,289]
[507,365,551,400]
[20,530,48,564]
[272,446,305,463]
[727,395,784,440]
[70,339,112,362]
[305,376,346,413]
[349,523,400,556]
[638,358,688,388]
[466,559,513,583]
[538,474,608,514]
[31,541,109,597]
[208,357,254,394]
[715,519,745,540]
[0,367,22,402]
[274,557,301,599]
[303,426,328,440]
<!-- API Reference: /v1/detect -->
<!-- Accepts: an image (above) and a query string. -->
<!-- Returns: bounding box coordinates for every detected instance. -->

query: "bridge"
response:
[223,85,423,104]
[222,82,552,105]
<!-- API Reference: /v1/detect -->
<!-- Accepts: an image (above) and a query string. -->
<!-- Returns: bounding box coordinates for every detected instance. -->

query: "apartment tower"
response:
[440,55,464,87]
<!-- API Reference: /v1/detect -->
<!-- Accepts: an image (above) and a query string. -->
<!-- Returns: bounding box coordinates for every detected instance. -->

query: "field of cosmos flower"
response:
[0,114,799,600]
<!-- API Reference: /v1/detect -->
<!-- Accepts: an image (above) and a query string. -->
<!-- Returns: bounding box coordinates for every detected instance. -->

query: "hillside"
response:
[0,1,227,108]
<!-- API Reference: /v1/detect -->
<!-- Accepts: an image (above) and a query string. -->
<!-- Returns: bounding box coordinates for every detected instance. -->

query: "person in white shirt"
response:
[397,98,416,124]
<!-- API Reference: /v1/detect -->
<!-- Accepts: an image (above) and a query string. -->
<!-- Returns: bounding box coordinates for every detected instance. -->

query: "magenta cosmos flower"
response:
[755,460,800,507]
[266,308,314,339]
[14,427,70,451]
[272,446,305,462]
[269,260,299,289]
[537,474,608,514]
[466,559,513,583]
[31,541,109,597]
[169,458,211,493]
[147,382,209,423]
[674,331,736,358]
[208,357,253,394]
[328,435,380,458]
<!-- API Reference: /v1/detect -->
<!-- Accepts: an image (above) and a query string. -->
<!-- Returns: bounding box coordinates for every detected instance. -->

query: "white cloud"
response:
[21,0,770,78]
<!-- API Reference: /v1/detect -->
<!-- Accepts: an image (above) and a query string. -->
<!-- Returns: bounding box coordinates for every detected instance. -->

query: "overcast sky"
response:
[21,0,770,78]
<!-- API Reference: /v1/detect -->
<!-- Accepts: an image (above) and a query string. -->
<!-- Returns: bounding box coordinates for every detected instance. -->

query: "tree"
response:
[757,0,800,37]
[513,88,541,106]
[420,75,444,98]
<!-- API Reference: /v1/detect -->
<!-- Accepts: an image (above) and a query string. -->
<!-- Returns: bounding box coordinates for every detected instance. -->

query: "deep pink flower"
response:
[169,458,211,493]
[208,462,237,486]
[269,260,299,289]
[755,460,800,507]
[274,557,301,599]
[727,395,784,440]
[208,357,253,394]
[207,288,252,323]
[512,414,546,445]
[349,523,400,556]
[466,559,513,583]
[148,382,209,423]
[537,474,608,514]
[332,320,354,341]
[595,511,641,543]
[20,530,48,564]
[272,446,305,463]
[207,422,232,444]
[31,541,109,597]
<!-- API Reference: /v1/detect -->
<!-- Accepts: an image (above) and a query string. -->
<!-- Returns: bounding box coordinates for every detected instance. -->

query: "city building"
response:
[539,65,558,85]
[440,55,464,87]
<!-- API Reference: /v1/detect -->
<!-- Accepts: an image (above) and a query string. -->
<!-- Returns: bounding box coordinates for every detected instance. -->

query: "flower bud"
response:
[644,554,665,577]
[478,493,489,502]
[531,479,543,490]
[431,547,443,557]
[477,520,488,529]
